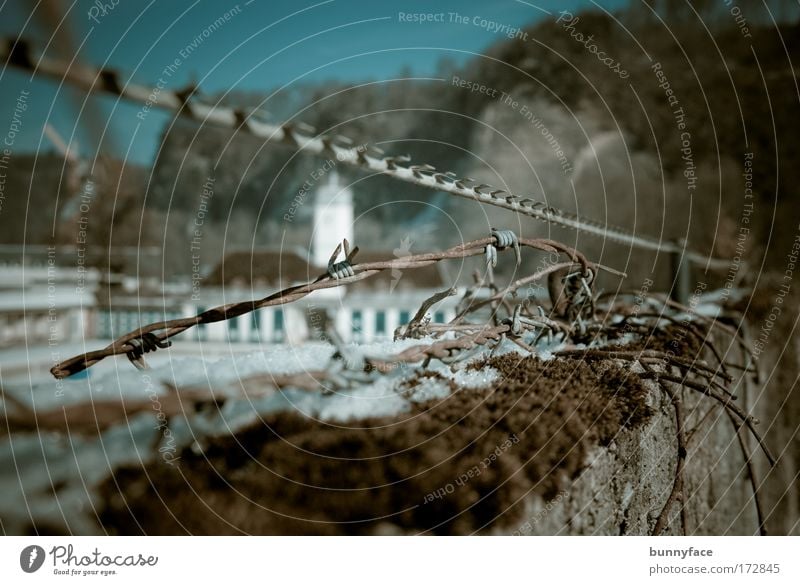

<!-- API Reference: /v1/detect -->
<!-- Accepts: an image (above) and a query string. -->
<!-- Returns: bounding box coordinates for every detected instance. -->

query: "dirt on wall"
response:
[99,354,652,535]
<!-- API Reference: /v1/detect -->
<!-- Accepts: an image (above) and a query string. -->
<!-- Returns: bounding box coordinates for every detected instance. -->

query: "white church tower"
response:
[312,170,354,268]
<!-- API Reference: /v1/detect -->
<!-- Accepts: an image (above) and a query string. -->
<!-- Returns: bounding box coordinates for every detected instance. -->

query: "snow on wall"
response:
[0,336,510,533]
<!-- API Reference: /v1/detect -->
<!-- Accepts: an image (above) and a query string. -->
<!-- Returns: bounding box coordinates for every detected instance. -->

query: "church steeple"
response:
[312,170,354,268]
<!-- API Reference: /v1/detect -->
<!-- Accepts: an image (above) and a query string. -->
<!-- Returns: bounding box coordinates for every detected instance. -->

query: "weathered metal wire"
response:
[2,37,731,268]
[50,236,594,379]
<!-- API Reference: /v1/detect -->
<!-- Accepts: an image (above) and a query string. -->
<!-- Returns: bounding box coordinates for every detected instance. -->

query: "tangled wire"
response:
[0,228,768,536]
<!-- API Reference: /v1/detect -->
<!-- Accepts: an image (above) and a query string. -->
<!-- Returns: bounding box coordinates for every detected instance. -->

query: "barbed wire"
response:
[50,235,610,378]
[3,37,730,269]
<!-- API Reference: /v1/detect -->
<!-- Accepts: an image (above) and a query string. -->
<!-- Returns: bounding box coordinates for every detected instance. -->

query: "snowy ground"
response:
[0,336,508,533]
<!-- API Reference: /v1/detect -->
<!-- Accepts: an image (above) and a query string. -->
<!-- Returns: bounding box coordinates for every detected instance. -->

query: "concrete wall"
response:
[512,332,778,536]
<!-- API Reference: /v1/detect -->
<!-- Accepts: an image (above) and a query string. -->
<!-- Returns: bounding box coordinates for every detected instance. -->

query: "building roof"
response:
[205,247,316,288]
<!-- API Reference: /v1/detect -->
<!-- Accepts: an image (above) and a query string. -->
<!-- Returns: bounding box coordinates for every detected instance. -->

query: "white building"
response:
[171,171,458,345]
[0,251,99,382]
[312,170,353,269]
[0,259,97,348]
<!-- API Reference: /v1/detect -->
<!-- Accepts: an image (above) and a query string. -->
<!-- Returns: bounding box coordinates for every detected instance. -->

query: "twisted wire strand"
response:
[3,37,729,269]
[50,236,596,378]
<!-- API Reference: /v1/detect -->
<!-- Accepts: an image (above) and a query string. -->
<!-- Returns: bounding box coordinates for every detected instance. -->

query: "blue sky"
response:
[0,0,629,164]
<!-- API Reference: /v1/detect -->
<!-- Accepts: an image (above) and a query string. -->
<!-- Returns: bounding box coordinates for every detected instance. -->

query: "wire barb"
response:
[327,239,359,280]
[125,333,171,369]
[491,228,522,267]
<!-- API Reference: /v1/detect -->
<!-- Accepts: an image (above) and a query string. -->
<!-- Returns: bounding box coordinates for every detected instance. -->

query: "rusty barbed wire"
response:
[50,235,612,379]
[546,329,770,535]
[597,290,759,374]
[367,294,773,536]
[31,233,771,536]
[2,37,730,268]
